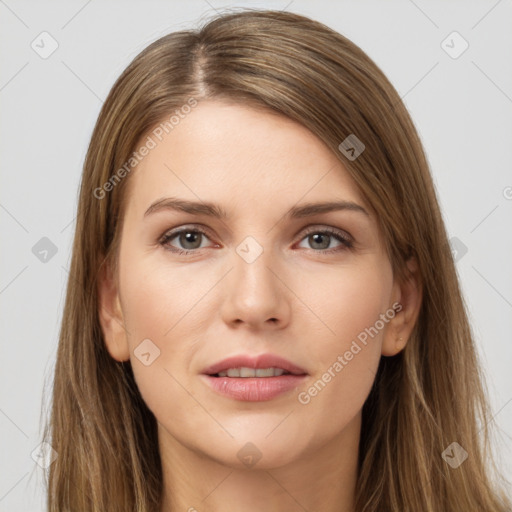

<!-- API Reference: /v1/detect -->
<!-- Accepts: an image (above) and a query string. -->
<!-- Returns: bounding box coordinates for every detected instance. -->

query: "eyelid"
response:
[160,224,214,239]
[298,225,353,242]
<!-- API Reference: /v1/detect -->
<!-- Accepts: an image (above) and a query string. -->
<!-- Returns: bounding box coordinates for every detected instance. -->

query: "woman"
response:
[44,9,511,511]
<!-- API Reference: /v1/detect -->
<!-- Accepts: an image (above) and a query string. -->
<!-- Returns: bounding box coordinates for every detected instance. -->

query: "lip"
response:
[201,354,308,376]
[202,375,307,401]
[201,354,308,402]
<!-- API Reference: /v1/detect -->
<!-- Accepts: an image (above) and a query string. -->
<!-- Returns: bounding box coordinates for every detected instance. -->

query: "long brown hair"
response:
[43,9,511,511]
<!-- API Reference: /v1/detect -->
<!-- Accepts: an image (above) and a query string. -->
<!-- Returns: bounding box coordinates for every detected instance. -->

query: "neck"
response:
[158,413,360,512]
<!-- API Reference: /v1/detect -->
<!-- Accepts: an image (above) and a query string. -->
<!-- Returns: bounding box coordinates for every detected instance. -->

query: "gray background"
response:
[1,0,511,510]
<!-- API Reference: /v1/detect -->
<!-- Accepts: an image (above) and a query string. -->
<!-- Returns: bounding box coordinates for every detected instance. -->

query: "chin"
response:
[198,428,311,471]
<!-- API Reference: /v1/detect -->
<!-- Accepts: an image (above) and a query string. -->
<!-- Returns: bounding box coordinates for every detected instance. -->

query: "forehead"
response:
[123,100,368,218]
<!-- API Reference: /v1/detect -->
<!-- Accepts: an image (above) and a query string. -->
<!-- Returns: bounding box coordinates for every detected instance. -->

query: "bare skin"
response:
[99,100,422,512]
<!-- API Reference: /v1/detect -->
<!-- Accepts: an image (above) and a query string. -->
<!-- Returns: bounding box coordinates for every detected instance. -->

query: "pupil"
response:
[180,232,201,249]
[310,233,329,249]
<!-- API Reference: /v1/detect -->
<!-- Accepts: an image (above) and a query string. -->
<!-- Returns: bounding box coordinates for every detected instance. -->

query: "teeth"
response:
[217,367,287,378]
[240,367,254,377]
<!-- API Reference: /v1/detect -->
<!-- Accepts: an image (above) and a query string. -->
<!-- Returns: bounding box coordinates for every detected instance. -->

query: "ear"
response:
[381,257,423,357]
[97,259,130,362]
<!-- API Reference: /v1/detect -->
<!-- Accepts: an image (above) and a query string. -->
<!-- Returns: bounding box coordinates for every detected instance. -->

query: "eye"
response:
[159,225,353,255]
[297,227,353,252]
[159,227,214,254]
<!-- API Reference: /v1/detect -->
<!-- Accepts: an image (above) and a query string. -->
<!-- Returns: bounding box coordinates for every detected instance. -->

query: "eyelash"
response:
[158,225,354,255]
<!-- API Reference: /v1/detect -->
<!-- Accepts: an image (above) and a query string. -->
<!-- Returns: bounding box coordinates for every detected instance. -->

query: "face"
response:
[100,100,408,469]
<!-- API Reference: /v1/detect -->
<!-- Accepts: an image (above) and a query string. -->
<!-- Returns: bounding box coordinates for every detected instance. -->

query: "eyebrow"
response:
[287,200,369,218]
[144,197,228,219]
[144,197,369,219]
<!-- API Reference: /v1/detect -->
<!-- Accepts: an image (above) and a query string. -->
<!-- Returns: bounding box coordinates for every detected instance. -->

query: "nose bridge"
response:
[232,234,278,299]
[221,234,290,327]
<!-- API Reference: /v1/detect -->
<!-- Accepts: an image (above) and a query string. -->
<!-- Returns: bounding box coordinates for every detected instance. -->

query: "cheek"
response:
[294,256,392,349]
[117,252,222,416]
[291,259,392,433]
[119,252,208,341]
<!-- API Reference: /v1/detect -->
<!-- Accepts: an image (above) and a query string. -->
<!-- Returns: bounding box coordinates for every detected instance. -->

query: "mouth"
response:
[201,354,308,401]
[212,367,294,378]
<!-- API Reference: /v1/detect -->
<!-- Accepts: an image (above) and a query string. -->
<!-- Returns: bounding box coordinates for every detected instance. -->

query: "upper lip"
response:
[202,354,308,376]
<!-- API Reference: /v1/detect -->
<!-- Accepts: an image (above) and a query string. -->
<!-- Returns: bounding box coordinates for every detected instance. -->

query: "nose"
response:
[220,245,291,330]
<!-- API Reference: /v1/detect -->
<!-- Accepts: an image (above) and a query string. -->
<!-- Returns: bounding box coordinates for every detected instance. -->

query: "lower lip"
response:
[202,375,307,401]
